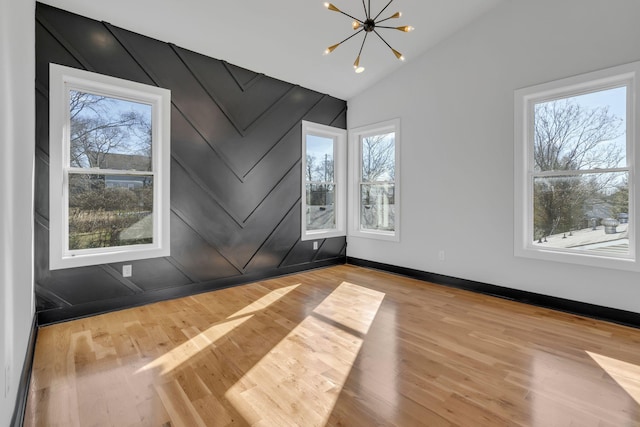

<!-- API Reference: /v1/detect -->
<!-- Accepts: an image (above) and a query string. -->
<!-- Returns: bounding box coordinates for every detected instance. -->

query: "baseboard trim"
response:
[347,257,640,329]
[38,257,346,325]
[10,315,38,427]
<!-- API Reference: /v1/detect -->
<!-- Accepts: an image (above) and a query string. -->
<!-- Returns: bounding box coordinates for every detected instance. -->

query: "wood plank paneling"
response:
[34,2,347,323]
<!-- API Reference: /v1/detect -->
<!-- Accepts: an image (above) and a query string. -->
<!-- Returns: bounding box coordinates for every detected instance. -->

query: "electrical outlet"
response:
[122,264,132,277]
[313,241,319,250]
[5,365,10,398]
[438,250,445,262]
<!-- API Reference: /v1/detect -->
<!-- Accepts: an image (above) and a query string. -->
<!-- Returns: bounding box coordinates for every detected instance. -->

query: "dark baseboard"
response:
[347,257,640,329]
[38,257,346,326]
[11,315,38,427]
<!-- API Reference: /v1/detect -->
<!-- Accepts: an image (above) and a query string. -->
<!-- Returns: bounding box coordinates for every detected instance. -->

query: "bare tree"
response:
[69,91,151,169]
[305,154,317,182]
[362,134,395,181]
[306,154,334,182]
[533,98,624,238]
[306,153,335,210]
[534,99,623,171]
[360,134,395,210]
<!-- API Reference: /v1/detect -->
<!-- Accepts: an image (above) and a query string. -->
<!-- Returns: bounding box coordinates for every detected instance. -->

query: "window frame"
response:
[348,118,401,242]
[301,121,347,241]
[514,61,639,271]
[49,63,171,270]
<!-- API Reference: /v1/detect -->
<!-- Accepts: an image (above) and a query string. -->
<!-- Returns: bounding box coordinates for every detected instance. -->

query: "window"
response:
[301,121,346,240]
[49,64,171,269]
[515,61,640,270]
[349,119,400,241]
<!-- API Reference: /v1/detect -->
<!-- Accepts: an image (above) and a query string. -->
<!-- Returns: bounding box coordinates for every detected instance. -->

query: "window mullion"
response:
[67,167,155,176]
[532,167,629,178]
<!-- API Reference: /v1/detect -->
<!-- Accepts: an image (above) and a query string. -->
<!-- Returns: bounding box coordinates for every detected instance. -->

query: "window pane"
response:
[69,174,154,250]
[362,133,395,182]
[360,183,395,232]
[305,135,334,183]
[305,183,335,230]
[533,172,628,255]
[533,86,626,172]
[69,90,152,171]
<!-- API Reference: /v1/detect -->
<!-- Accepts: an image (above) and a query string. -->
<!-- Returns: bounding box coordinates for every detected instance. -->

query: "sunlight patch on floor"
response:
[136,283,301,375]
[587,351,640,405]
[225,281,385,426]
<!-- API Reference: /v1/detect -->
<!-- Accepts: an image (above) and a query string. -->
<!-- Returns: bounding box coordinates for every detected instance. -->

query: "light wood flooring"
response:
[24,265,640,426]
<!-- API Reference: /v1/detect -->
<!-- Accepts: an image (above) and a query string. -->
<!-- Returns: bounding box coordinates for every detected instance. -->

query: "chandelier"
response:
[323,0,414,73]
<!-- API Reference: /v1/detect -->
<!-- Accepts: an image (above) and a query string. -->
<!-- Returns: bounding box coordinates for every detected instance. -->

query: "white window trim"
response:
[301,121,347,240]
[514,61,639,271]
[348,118,401,242]
[49,63,171,269]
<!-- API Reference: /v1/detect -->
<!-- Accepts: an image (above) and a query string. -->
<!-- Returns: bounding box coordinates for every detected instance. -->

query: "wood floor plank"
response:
[155,379,208,427]
[24,265,640,426]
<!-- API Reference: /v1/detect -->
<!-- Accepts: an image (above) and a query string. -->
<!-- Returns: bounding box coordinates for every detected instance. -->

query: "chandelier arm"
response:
[368,0,371,19]
[376,15,398,24]
[357,32,369,58]
[376,25,406,30]
[372,0,394,21]
[362,0,368,19]
[373,29,396,53]
[334,9,362,23]
[335,29,365,47]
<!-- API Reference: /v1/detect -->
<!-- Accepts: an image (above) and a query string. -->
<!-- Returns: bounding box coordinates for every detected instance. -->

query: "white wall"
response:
[0,0,35,424]
[347,0,640,313]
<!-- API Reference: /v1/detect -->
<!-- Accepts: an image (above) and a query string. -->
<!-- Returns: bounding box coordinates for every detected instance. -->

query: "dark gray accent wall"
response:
[35,3,347,324]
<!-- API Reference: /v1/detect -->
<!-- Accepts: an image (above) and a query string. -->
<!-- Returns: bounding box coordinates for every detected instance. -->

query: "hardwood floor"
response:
[24,265,640,426]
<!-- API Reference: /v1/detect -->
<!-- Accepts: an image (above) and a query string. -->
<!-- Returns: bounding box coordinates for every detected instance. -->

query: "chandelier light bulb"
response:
[324,43,340,55]
[396,26,414,32]
[391,48,404,60]
[352,20,362,30]
[355,66,365,73]
[324,2,341,12]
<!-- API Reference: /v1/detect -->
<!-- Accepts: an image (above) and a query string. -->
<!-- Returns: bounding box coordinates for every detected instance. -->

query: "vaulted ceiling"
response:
[39,0,504,99]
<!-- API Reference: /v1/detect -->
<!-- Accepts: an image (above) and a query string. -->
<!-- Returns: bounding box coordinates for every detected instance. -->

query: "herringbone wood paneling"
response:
[34,3,347,324]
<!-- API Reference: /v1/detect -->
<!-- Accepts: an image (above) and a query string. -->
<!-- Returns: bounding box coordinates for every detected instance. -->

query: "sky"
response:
[306,134,334,160]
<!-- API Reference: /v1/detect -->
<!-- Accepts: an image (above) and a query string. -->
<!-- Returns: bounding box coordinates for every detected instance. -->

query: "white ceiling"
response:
[40,0,504,100]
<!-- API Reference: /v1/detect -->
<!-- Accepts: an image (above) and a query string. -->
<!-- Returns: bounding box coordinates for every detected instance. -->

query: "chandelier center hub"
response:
[363,19,376,32]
